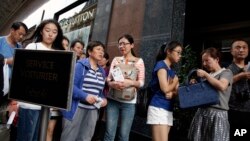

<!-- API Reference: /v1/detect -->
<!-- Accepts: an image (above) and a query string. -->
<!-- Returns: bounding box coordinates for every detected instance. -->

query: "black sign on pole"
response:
[9,49,76,141]
[9,49,76,110]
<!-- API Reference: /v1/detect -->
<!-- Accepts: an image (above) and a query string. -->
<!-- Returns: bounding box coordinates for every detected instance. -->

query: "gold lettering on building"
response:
[59,8,96,27]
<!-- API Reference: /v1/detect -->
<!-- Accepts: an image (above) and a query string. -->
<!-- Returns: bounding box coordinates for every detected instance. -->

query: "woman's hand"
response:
[241,71,250,79]
[166,82,179,99]
[101,98,107,107]
[173,76,179,85]
[109,79,134,90]
[85,94,97,104]
[109,81,122,90]
[165,91,174,99]
[121,79,134,88]
[189,79,197,84]
[196,69,208,78]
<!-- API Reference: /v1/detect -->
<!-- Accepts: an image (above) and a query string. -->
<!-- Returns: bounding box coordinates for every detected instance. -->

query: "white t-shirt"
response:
[25,42,53,50]
[18,42,52,110]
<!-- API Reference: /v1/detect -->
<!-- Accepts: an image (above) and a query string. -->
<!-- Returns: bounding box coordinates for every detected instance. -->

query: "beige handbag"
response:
[109,58,139,101]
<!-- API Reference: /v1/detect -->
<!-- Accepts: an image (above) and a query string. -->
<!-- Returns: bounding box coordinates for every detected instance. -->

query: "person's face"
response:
[11,26,26,42]
[231,41,249,60]
[41,23,58,45]
[202,53,219,72]
[88,45,104,61]
[72,42,84,57]
[168,46,182,63]
[98,56,108,67]
[62,39,69,50]
[118,37,133,55]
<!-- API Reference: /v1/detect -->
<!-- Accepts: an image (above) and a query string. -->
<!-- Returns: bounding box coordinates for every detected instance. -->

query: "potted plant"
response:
[171,45,199,140]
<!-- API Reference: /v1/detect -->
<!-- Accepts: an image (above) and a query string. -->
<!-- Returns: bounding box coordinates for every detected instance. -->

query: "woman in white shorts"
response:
[147,41,182,141]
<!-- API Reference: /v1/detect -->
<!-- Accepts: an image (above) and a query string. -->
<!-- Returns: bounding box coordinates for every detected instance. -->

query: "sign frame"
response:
[9,49,76,110]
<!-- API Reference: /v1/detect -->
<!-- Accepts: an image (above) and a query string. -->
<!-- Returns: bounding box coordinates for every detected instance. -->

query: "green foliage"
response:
[172,45,199,138]
[175,45,198,84]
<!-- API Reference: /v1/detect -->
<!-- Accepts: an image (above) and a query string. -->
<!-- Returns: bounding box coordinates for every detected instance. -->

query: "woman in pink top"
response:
[104,34,145,141]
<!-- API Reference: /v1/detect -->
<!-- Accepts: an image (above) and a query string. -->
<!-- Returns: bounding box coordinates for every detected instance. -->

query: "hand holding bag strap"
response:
[185,69,206,86]
[185,69,197,85]
[187,69,197,77]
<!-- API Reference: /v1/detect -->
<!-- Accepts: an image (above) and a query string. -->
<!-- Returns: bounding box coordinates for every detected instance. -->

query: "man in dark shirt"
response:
[228,39,250,140]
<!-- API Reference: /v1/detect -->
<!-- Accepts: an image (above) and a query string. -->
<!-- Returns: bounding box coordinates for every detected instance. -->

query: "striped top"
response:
[78,68,105,109]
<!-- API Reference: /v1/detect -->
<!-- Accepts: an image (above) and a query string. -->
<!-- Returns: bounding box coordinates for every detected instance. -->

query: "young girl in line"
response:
[17,19,64,141]
[147,41,182,141]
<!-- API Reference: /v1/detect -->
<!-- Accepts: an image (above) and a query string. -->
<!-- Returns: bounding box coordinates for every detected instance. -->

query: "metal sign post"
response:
[39,106,50,141]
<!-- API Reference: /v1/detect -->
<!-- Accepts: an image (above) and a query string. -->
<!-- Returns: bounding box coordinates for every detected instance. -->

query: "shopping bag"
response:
[3,59,9,96]
[178,69,219,108]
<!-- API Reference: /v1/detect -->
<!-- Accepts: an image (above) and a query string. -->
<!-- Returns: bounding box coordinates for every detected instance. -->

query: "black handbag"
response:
[178,69,219,108]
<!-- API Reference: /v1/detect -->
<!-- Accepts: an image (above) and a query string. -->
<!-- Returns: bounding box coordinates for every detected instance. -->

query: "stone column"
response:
[140,0,186,84]
[91,0,113,44]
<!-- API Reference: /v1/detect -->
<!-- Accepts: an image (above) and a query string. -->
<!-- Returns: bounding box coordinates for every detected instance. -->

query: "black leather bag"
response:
[178,69,219,108]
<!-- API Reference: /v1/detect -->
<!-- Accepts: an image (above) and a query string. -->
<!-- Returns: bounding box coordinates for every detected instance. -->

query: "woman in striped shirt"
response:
[61,41,107,141]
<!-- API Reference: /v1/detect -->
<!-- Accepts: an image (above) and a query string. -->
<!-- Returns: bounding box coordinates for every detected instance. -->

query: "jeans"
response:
[104,99,135,141]
[16,108,40,141]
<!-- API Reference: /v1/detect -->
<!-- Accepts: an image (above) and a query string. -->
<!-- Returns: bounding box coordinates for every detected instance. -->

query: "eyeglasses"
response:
[172,50,182,55]
[118,42,130,47]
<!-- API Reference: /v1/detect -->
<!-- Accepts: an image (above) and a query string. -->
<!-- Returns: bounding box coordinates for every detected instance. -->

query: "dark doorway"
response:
[184,0,250,67]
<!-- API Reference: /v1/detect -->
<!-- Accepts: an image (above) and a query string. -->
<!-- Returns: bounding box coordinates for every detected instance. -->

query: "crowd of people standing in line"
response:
[0,18,250,141]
